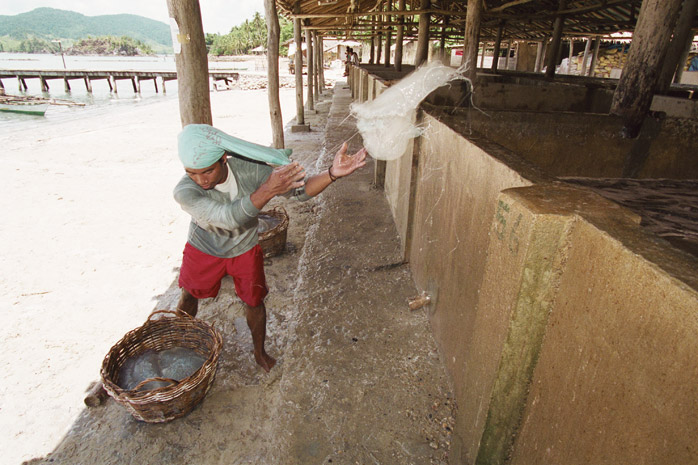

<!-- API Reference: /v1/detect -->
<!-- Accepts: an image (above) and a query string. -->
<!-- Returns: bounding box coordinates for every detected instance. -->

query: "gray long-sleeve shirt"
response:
[174,155,311,258]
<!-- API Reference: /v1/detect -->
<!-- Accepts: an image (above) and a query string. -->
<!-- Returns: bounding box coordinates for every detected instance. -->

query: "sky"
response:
[0,0,265,35]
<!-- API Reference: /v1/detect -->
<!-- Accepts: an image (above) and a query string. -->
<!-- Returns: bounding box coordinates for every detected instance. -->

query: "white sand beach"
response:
[0,88,296,463]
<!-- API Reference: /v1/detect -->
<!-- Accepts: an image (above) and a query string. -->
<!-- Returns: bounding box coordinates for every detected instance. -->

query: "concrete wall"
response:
[348,67,698,465]
[456,184,698,464]
[407,112,549,387]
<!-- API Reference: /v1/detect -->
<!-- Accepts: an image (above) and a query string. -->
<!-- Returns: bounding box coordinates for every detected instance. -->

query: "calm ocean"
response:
[0,52,257,129]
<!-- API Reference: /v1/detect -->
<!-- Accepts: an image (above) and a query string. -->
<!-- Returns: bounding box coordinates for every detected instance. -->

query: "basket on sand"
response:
[100,310,223,423]
[258,206,289,258]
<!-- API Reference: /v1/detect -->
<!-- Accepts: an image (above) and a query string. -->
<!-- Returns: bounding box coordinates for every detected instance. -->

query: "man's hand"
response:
[251,161,306,209]
[330,142,367,179]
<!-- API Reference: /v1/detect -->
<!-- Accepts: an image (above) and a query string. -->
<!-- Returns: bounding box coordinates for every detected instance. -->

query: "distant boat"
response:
[0,100,49,116]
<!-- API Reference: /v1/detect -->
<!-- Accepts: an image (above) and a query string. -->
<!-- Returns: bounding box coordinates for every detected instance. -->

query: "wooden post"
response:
[567,38,574,73]
[318,35,326,92]
[492,23,504,72]
[415,0,431,66]
[462,0,482,82]
[545,0,567,78]
[293,9,305,125]
[166,0,211,126]
[264,0,284,148]
[588,37,600,76]
[384,0,392,67]
[376,14,383,64]
[369,20,376,64]
[313,32,320,100]
[657,0,698,92]
[580,37,591,75]
[610,0,683,138]
[395,0,405,71]
[505,41,511,70]
[305,28,315,111]
[674,32,696,84]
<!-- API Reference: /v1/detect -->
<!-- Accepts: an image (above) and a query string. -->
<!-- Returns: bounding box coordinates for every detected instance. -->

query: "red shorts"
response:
[178,243,268,307]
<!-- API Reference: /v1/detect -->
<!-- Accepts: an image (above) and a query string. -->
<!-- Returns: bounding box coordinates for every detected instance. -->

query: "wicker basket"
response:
[100,310,223,423]
[258,206,289,258]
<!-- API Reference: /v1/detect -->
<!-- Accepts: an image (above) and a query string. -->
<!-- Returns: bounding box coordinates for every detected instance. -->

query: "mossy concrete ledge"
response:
[451,183,698,464]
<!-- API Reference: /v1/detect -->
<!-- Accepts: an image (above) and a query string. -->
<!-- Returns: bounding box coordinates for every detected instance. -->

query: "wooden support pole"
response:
[588,37,600,76]
[369,19,376,64]
[395,0,405,71]
[293,10,305,125]
[41,77,49,92]
[610,0,683,138]
[462,0,482,81]
[505,41,511,70]
[64,78,70,92]
[492,23,504,72]
[580,37,591,75]
[376,22,383,64]
[166,0,212,126]
[479,43,485,67]
[84,77,92,92]
[110,76,117,93]
[674,32,695,84]
[130,77,137,93]
[534,40,544,72]
[264,0,284,148]
[545,0,567,78]
[415,0,431,66]
[319,35,326,91]
[313,31,320,99]
[384,0,392,67]
[657,0,698,92]
[305,28,315,111]
[567,38,574,73]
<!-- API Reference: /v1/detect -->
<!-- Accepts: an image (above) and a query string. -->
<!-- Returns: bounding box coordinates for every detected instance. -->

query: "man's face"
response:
[185,157,227,190]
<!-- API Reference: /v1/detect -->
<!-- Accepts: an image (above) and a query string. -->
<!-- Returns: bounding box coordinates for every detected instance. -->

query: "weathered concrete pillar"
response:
[166,0,211,126]
[656,0,698,92]
[545,0,567,78]
[293,2,305,126]
[305,28,315,111]
[318,35,326,92]
[394,0,405,71]
[610,0,682,138]
[415,0,431,67]
[264,0,284,148]
[313,31,320,100]
[462,0,482,81]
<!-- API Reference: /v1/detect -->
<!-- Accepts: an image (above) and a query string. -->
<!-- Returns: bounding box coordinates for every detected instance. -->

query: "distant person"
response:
[689,55,698,72]
[174,124,367,372]
[351,50,360,65]
[344,47,353,76]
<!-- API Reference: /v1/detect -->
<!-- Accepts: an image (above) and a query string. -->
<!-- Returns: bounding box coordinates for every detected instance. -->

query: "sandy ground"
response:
[3,71,455,464]
[0,86,297,464]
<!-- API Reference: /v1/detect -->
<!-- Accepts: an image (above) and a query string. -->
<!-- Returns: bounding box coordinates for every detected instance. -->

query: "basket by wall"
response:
[100,310,223,423]
[258,206,289,258]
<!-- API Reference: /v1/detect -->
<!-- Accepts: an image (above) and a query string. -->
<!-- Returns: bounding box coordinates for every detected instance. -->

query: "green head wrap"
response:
[178,124,292,168]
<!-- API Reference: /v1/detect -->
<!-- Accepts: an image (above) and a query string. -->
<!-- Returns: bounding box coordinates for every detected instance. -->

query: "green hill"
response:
[0,7,172,53]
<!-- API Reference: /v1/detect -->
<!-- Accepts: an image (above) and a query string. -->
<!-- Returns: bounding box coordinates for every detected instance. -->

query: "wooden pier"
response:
[0,70,240,93]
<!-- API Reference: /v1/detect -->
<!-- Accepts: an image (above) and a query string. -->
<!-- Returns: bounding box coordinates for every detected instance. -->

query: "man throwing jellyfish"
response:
[173,124,367,372]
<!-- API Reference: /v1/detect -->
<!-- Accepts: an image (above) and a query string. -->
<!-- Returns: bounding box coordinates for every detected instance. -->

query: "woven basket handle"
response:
[148,309,193,321]
[271,205,288,216]
[132,376,180,391]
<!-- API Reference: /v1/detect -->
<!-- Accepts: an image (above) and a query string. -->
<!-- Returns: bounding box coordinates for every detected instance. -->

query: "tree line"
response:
[2,36,154,55]
[206,12,294,56]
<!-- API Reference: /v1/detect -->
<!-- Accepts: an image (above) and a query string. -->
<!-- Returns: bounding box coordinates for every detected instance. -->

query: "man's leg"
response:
[176,288,199,317]
[245,303,276,372]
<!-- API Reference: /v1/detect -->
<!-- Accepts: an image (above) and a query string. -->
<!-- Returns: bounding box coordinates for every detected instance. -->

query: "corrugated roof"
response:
[275,0,698,41]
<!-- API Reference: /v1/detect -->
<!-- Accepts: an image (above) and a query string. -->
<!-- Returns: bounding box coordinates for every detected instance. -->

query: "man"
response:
[174,124,367,372]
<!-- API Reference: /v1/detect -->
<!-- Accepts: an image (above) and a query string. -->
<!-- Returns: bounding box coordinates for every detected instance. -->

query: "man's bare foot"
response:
[255,350,276,372]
